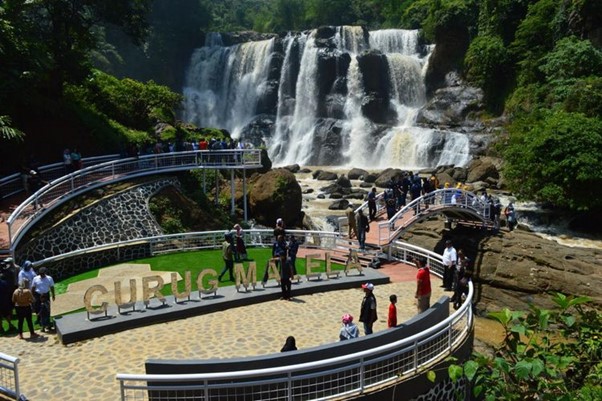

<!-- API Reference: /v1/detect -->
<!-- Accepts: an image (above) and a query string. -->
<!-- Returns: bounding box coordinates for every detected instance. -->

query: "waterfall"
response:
[369,29,420,55]
[183,37,275,138]
[182,27,472,169]
[277,33,320,166]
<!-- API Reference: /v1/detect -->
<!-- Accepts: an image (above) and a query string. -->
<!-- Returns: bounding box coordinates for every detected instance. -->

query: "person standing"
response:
[12,279,39,340]
[274,235,292,300]
[62,148,72,173]
[388,294,398,328]
[359,283,377,335]
[17,260,36,289]
[70,148,82,170]
[218,233,234,282]
[415,258,432,313]
[339,313,359,341]
[441,240,457,291]
[356,209,369,251]
[0,273,17,333]
[288,235,299,276]
[31,266,55,322]
[346,207,358,239]
[367,188,377,221]
[274,218,286,239]
[505,202,517,231]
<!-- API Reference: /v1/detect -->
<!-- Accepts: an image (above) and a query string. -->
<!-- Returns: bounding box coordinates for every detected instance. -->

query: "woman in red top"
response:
[414,258,432,313]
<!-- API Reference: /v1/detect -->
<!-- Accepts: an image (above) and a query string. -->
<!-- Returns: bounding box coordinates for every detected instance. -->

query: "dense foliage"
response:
[1,0,601,213]
[435,293,602,400]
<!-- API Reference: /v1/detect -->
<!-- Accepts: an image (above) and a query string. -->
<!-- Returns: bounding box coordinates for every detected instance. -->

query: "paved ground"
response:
[0,259,447,401]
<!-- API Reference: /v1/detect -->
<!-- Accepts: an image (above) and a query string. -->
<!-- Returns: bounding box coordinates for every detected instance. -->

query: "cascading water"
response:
[182,27,472,169]
[183,34,275,138]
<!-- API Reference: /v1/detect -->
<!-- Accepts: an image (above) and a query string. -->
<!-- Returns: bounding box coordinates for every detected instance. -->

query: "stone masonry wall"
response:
[16,178,178,280]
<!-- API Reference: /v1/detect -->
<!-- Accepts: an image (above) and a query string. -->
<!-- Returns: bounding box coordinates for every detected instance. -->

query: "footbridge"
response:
[2,149,263,255]
[338,188,494,257]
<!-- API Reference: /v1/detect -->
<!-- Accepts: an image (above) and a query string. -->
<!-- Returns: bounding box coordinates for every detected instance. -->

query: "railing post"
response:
[359,356,365,393]
[119,379,126,401]
[288,372,293,401]
[14,358,20,400]
[413,339,419,372]
[448,321,453,352]
[230,169,235,215]
[243,169,248,222]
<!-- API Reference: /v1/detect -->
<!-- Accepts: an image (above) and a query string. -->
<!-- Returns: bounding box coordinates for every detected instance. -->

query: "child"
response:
[388,294,397,328]
[339,314,359,341]
[38,292,51,332]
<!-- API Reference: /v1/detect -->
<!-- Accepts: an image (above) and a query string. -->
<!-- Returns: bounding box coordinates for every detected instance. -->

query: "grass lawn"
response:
[0,248,345,336]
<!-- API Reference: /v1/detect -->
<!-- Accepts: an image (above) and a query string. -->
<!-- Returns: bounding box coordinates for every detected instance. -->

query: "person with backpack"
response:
[218,233,234,282]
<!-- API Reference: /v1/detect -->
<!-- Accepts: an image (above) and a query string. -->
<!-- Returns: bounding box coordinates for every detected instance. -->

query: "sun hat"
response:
[361,283,374,291]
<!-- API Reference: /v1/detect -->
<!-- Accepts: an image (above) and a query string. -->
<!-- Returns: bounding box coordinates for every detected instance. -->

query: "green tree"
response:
[540,36,602,82]
[0,115,24,141]
[438,293,602,400]
[464,34,510,110]
[81,70,182,131]
[503,111,602,211]
[3,0,152,97]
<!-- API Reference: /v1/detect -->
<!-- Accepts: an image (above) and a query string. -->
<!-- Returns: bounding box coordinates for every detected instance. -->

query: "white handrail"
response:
[115,240,474,401]
[6,149,263,252]
[0,352,21,400]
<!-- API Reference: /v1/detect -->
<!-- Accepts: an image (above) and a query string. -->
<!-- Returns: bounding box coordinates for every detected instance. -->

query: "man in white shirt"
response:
[18,260,36,289]
[32,267,55,322]
[441,240,457,291]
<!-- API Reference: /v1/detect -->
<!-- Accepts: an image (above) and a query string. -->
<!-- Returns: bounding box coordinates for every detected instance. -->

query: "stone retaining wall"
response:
[16,178,178,280]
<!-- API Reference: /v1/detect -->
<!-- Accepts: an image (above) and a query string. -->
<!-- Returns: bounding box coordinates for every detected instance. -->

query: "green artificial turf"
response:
[0,248,345,335]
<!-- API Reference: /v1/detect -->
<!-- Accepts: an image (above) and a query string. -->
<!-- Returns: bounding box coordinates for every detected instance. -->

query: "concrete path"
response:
[0,260,446,401]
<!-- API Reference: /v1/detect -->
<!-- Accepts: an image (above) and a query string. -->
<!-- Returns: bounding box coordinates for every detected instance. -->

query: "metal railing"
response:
[0,352,20,400]
[27,228,340,269]
[0,154,121,200]
[5,149,263,252]
[376,189,492,245]
[115,240,473,401]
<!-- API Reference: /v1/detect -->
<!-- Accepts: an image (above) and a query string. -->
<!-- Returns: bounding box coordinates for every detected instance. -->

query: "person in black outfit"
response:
[281,336,297,352]
[367,188,377,221]
[359,283,378,335]
[288,236,299,276]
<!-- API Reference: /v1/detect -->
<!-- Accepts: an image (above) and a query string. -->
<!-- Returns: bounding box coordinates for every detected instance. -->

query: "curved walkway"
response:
[0,261,444,401]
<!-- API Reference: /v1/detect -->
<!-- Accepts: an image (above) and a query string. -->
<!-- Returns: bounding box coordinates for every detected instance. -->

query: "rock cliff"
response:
[400,218,602,312]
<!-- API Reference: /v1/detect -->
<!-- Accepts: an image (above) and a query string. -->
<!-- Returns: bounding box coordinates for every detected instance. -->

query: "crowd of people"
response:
[0,257,55,339]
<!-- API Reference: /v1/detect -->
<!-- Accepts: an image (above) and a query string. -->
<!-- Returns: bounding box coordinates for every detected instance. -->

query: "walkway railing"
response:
[115,240,473,401]
[0,154,121,200]
[5,149,262,252]
[27,228,340,269]
[0,352,20,400]
[377,189,491,245]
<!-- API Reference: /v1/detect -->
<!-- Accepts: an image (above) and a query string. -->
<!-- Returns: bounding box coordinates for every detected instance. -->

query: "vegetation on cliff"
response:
[1,0,601,212]
[435,293,602,400]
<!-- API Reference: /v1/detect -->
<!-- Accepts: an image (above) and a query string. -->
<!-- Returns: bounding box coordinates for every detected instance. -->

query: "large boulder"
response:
[467,158,500,183]
[249,169,302,226]
[374,168,404,188]
[348,168,368,180]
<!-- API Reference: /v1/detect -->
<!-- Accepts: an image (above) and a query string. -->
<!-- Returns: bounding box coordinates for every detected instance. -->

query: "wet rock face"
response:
[416,73,485,131]
[402,219,602,312]
[357,50,394,124]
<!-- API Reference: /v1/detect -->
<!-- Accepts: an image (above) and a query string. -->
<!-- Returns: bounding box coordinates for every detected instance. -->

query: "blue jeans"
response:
[358,230,366,250]
[363,322,373,335]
